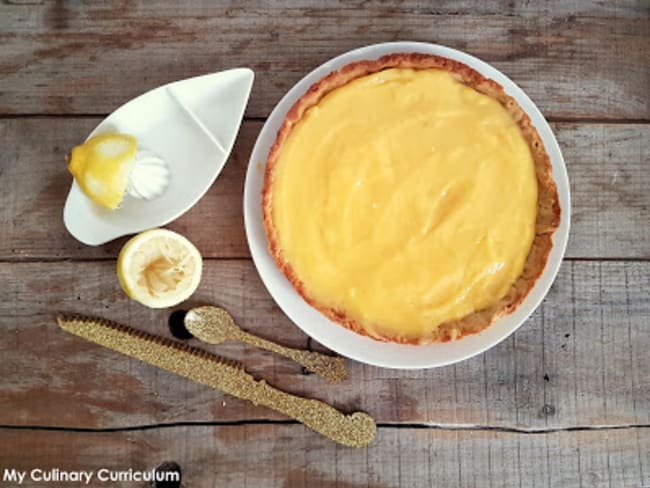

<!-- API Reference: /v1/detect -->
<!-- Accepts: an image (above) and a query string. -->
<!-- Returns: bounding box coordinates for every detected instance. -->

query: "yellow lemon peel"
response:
[68,133,138,210]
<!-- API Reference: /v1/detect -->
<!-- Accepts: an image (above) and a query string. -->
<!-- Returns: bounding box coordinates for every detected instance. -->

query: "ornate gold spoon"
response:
[184,306,347,384]
[57,313,375,448]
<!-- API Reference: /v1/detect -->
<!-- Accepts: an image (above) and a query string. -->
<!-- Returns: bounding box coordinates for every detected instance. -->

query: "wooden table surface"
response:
[1,2,648,487]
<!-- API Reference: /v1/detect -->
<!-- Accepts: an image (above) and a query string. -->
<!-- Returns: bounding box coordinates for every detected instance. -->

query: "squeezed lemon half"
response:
[68,133,137,210]
[117,229,203,308]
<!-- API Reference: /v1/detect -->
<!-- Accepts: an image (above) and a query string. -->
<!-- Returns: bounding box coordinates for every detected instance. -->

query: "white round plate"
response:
[244,42,570,369]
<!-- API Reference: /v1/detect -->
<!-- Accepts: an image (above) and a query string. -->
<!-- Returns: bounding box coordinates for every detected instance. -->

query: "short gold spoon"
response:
[184,306,347,384]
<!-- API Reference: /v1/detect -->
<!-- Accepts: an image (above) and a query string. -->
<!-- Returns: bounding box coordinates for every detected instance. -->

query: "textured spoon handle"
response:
[238,330,347,384]
[252,380,375,448]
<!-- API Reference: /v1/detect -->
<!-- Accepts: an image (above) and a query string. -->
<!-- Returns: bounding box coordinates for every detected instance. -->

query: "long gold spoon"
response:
[184,306,347,384]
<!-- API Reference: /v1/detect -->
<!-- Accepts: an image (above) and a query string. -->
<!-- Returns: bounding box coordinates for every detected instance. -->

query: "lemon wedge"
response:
[68,133,138,210]
[117,229,203,308]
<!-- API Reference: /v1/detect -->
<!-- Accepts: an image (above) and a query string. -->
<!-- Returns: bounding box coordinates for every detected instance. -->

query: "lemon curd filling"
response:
[271,68,538,340]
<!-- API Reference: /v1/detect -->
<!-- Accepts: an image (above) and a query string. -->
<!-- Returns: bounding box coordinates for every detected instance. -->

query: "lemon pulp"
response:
[117,229,202,309]
[270,68,538,340]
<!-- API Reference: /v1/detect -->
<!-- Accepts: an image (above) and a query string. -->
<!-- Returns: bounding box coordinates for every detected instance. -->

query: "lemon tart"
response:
[263,53,560,344]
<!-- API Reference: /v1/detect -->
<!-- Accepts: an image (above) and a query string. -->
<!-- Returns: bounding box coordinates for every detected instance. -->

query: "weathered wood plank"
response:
[1,260,648,429]
[0,425,646,488]
[3,0,646,24]
[0,2,648,118]
[1,119,648,260]
[563,123,650,260]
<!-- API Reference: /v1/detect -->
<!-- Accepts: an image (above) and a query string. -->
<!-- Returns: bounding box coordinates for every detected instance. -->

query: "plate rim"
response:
[243,41,571,369]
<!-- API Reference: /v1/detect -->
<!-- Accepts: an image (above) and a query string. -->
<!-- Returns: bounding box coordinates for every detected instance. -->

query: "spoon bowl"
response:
[184,305,347,384]
[184,306,240,344]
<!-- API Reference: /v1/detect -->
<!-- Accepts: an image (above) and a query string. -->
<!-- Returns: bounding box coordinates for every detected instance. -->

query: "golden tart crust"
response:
[262,53,561,344]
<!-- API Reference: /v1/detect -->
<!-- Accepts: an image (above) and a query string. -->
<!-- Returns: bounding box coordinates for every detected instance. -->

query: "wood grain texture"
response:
[0,1,648,119]
[1,2,648,484]
[1,119,648,260]
[0,425,646,488]
[1,260,648,430]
